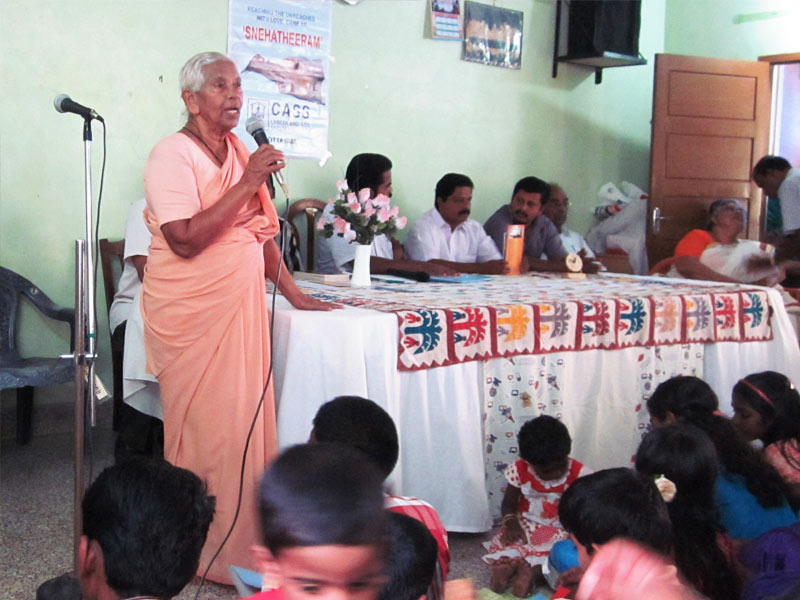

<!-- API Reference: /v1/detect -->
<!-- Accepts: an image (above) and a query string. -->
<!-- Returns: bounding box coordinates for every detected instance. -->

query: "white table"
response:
[272,278,800,532]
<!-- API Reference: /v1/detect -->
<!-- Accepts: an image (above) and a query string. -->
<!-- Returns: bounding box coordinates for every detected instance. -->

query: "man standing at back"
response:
[405,173,507,274]
[753,156,800,258]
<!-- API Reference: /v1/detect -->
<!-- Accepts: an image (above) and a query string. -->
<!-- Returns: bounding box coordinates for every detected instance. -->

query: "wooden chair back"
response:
[99,239,125,314]
[286,199,326,272]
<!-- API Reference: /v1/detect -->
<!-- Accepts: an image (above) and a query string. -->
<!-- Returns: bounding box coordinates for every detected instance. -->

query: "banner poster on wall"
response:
[228,0,332,160]
[463,1,522,69]
[430,0,463,40]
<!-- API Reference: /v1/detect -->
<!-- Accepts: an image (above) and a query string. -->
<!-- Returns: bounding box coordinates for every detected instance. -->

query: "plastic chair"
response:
[286,198,325,272]
[99,238,125,431]
[649,256,676,276]
[0,266,75,444]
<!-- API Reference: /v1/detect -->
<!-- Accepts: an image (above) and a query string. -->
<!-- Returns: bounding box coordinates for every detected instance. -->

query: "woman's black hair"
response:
[558,468,672,557]
[646,376,718,423]
[647,376,790,509]
[635,425,740,600]
[258,443,387,556]
[518,415,571,466]
[734,372,800,466]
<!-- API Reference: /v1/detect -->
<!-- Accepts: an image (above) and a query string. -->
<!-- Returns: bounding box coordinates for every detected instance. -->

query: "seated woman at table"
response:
[654,198,794,285]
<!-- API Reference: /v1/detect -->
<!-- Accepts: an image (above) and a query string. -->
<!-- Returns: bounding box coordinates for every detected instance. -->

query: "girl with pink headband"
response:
[732,371,800,507]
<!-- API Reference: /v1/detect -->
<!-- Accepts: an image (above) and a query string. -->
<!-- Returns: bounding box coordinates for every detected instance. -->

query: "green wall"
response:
[665,0,798,60]
[2,0,668,405]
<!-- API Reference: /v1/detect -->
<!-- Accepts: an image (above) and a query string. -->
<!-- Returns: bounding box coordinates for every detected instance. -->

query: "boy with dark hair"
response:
[311,395,399,477]
[311,396,451,582]
[77,457,215,600]
[378,512,438,600]
[558,467,673,564]
[249,443,388,600]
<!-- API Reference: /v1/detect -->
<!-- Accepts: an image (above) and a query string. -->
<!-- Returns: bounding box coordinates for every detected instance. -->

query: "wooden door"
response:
[647,54,770,266]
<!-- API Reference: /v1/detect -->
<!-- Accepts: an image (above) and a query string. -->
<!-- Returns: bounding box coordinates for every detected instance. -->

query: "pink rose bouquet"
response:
[317,180,407,245]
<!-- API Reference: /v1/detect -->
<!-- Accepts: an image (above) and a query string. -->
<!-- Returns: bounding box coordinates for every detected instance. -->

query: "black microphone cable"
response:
[194,171,291,600]
[86,118,108,486]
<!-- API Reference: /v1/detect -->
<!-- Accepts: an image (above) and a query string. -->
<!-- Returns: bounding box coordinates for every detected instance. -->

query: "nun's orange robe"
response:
[142,132,277,584]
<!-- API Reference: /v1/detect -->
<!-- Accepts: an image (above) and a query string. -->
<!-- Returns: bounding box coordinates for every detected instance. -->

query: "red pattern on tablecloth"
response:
[294,274,773,371]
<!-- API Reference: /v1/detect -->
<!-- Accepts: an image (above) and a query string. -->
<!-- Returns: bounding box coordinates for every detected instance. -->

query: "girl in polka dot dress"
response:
[483,415,590,597]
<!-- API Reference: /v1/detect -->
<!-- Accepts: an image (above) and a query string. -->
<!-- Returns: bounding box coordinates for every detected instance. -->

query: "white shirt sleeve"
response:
[123,198,152,259]
[475,229,502,261]
[780,172,800,234]
[404,220,438,262]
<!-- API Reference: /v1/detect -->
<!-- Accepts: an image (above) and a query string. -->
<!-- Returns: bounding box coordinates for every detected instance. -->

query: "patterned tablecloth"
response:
[298,273,773,371]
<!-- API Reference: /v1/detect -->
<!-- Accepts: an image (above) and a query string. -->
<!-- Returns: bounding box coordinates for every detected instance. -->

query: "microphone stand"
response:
[36,115,98,600]
[72,116,98,570]
[73,117,97,572]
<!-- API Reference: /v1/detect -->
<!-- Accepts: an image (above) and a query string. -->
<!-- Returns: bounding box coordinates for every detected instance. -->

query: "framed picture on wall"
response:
[430,0,463,40]
[463,1,522,69]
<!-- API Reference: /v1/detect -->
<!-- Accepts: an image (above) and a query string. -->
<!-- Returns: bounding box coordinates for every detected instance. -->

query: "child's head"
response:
[378,512,437,600]
[647,375,718,428]
[311,395,399,479]
[732,371,800,445]
[635,423,718,508]
[80,457,215,600]
[558,468,672,568]
[635,425,742,600]
[518,415,571,480]
[255,443,388,600]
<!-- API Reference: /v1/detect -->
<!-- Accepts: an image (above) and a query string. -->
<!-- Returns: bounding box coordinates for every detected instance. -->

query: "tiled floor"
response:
[0,403,491,600]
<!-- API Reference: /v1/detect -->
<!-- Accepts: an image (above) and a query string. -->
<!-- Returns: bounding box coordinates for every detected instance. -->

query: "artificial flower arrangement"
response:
[317,179,408,245]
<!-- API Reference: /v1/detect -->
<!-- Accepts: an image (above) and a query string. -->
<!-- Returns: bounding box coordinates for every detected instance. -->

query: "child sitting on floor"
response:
[379,512,438,600]
[310,395,450,591]
[482,415,590,597]
[249,443,388,600]
[635,424,742,600]
[731,371,800,506]
[647,375,796,541]
[557,467,674,598]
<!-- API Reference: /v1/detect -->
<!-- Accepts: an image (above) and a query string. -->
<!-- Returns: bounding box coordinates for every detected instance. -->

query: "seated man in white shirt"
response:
[405,173,507,274]
[109,199,162,461]
[317,153,454,276]
[541,183,603,271]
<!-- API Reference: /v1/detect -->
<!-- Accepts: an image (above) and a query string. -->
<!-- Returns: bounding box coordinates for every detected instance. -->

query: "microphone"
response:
[53,94,103,122]
[245,116,288,196]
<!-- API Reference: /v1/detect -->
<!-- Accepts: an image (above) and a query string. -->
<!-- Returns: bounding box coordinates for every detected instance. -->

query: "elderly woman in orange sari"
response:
[141,51,333,584]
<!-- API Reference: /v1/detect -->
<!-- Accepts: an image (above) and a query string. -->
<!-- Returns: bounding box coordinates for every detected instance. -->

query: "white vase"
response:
[351,243,372,288]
